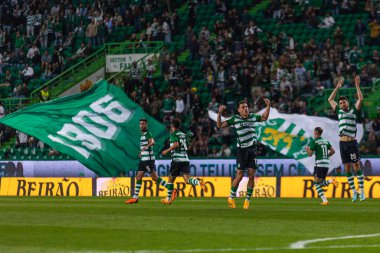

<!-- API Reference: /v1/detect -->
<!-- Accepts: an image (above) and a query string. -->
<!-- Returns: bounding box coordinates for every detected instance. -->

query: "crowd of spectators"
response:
[0,0,182,100]
[1,0,379,157]
[118,0,380,157]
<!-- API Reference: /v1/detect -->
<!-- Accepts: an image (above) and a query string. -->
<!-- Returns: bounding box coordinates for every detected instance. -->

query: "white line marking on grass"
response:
[289,233,380,249]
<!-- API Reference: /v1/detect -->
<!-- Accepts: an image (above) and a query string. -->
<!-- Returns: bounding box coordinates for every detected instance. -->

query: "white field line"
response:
[289,233,380,249]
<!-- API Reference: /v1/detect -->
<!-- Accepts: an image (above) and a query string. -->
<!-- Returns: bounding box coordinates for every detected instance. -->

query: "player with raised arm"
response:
[306,127,338,205]
[126,119,176,204]
[328,75,365,202]
[217,99,270,209]
[161,118,207,205]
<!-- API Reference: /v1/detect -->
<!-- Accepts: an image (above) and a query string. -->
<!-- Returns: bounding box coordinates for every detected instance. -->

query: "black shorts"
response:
[313,166,328,179]
[138,161,156,174]
[170,161,190,177]
[236,146,257,171]
[339,140,360,164]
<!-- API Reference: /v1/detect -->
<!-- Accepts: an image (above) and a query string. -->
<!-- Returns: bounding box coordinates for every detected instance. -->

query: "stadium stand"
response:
[0,0,379,159]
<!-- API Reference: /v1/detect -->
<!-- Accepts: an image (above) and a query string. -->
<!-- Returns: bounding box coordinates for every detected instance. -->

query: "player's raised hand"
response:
[355,75,360,87]
[263,98,271,107]
[218,105,226,114]
[337,78,344,88]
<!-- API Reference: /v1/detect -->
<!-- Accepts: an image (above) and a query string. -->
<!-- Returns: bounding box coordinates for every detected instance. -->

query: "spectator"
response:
[21,64,34,82]
[39,86,50,102]
[175,96,185,119]
[86,20,98,46]
[318,13,335,29]
[369,19,380,45]
[354,19,366,47]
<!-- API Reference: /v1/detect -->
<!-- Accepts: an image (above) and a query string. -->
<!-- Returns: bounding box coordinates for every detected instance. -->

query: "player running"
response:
[217,99,270,209]
[328,75,365,202]
[306,127,338,205]
[126,118,176,204]
[161,118,207,205]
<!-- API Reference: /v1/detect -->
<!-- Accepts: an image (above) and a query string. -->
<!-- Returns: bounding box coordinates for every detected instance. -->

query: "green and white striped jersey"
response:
[140,130,155,161]
[309,137,332,167]
[170,130,189,162]
[226,113,261,148]
[336,106,359,138]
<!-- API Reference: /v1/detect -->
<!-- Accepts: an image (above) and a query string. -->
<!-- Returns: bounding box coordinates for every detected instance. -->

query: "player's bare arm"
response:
[142,138,155,151]
[354,75,363,111]
[305,146,314,157]
[328,78,343,111]
[217,105,228,128]
[261,99,271,121]
[162,142,179,156]
[328,146,335,157]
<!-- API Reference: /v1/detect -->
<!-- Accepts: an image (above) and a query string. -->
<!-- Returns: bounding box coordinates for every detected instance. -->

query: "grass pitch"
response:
[0,197,379,253]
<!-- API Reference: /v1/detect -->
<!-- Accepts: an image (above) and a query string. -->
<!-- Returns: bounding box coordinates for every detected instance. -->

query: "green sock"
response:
[346,172,357,195]
[314,182,327,202]
[246,187,253,200]
[230,186,237,198]
[189,178,200,186]
[356,170,364,193]
[157,177,168,188]
[166,183,174,200]
[133,180,142,198]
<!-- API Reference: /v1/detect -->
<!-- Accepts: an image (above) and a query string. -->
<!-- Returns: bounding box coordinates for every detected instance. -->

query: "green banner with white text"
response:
[0,81,169,176]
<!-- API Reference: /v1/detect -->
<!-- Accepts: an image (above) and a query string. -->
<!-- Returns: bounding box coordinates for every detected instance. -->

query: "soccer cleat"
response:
[331,177,339,187]
[243,199,250,210]
[198,178,208,193]
[171,188,178,201]
[125,198,138,204]
[227,197,236,209]
[320,201,329,206]
[161,198,172,205]
[359,193,366,202]
[352,192,359,202]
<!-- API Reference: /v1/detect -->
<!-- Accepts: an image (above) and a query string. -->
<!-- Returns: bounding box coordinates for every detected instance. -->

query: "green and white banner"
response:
[0,81,169,176]
[209,108,364,174]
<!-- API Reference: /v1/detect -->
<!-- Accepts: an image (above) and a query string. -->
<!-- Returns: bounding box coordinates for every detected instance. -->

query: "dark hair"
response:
[237,100,247,109]
[338,96,348,102]
[140,118,148,123]
[171,118,181,129]
[314,127,323,135]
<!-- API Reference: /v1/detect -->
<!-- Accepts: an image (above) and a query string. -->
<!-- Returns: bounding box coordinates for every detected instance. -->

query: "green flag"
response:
[0,81,169,176]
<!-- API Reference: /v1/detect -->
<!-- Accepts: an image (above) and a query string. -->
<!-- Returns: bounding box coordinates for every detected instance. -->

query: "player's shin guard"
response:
[166,183,174,200]
[246,187,253,200]
[314,182,327,202]
[133,180,142,198]
[188,177,200,186]
[356,169,364,194]
[230,186,237,198]
[157,177,168,188]
[346,172,358,195]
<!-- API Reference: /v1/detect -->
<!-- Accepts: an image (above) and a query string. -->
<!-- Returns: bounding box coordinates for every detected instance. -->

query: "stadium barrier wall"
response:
[0,177,93,196]
[281,176,380,198]
[1,158,380,177]
[0,176,379,198]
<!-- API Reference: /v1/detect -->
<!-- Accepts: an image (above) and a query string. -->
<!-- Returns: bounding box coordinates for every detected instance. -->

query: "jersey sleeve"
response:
[226,116,235,126]
[146,131,153,140]
[309,139,316,151]
[170,133,179,144]
[327,141,332,149]
[254,114,262,122]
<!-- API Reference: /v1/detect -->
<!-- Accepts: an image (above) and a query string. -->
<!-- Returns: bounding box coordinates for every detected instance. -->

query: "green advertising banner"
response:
[0,81,169,176]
